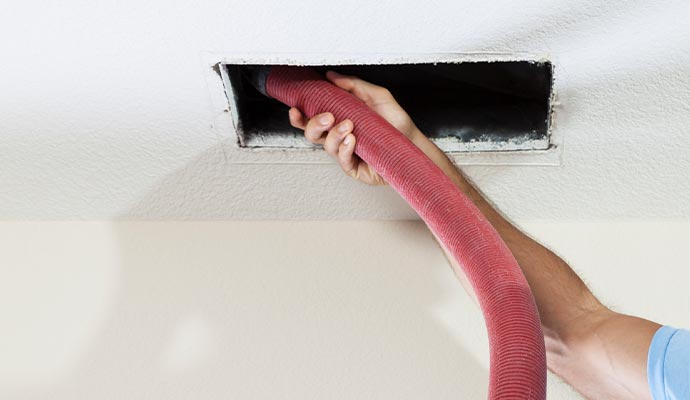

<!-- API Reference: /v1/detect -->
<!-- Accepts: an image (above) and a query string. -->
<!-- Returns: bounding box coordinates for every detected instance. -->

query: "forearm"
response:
[411,129,660,399]
[410,129,604,336]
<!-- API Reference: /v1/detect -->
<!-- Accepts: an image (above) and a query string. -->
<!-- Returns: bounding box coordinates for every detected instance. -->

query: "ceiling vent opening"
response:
[219,61,554,152]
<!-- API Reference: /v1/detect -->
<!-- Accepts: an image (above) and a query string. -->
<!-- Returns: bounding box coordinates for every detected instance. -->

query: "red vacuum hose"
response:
[263,66,547,399]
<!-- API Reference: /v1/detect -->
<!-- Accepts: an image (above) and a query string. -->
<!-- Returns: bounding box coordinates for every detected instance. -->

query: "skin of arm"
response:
[289,71,662,400]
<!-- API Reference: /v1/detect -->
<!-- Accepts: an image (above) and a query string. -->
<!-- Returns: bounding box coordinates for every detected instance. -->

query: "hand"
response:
[288,70,421,186]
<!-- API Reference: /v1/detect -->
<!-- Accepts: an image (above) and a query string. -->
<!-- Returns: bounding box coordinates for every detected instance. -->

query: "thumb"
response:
[326,70,390,105]
[326,70,357,92]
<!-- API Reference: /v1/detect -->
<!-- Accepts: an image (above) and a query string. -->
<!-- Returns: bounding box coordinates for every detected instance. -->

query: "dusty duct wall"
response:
[222,62,554,152]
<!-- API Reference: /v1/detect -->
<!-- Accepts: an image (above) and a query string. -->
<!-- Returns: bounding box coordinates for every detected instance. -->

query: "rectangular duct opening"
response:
[220,61,554,152]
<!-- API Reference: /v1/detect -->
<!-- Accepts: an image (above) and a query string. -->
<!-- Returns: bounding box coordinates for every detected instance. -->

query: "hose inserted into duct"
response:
[254,65,547,399]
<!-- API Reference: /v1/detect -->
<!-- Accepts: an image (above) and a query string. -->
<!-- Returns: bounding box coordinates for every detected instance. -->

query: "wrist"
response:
[408,126,425,144]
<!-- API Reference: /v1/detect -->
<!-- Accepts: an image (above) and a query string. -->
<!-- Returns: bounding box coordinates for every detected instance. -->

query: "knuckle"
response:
[337,120,351,134]
[324,137,337,155]
[303,125,315,136]
[305,128,323,143]
[377,87,392,97]
[305,124,321,136]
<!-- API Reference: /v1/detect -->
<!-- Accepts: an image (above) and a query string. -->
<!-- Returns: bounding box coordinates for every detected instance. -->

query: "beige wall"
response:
[1,221,688,399]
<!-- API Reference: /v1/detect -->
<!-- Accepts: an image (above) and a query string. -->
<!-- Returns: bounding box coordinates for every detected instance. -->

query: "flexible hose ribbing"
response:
[265,66,547,399]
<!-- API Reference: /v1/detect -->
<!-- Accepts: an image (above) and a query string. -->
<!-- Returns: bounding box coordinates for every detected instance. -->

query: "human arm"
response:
[289,70,662,400]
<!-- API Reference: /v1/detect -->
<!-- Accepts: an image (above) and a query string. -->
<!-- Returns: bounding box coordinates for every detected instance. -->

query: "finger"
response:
[326,70,392,105]
[304,112,334,144]
[323,119,352,157]
[337,133,358,178]
[288,107,306,130]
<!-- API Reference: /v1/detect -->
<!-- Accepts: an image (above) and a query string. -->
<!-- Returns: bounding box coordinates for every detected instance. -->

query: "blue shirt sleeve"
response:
[648,326,690,400]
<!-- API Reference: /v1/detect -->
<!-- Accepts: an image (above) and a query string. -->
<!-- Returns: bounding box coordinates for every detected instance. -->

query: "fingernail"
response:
[319,114,331,125]
[343,135,351,145]
[338,122,350,133]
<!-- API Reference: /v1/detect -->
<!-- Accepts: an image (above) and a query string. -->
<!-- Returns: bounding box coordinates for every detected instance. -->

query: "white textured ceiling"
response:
[1,0,689,220]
